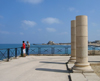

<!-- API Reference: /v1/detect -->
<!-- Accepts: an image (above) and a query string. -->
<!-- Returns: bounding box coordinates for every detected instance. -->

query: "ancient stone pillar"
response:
[69,20,76,63]
[73,15,93,72]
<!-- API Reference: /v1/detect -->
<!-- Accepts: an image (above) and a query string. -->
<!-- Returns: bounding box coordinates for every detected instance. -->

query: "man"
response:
[26,41,30,55]
[22,41,26,57]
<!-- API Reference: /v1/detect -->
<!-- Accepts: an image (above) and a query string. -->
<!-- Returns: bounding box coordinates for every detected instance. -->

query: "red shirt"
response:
[23,43,25,49]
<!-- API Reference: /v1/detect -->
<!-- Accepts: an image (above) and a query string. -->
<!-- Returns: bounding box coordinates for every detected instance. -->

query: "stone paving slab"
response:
[0,56,70,81]
[68,64,74,70]
[83,73,100,81]
[0,56,100,81]
[71,73,100,81]
[70,73,87,81]
[88,56,100,62]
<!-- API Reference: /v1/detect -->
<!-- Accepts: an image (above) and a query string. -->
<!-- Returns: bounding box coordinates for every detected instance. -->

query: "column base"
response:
[72,62,94,73]
[73,69,94,73]
[68,57,76,63]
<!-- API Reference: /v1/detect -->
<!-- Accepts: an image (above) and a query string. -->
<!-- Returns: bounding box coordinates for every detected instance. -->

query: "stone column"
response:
[73,15,93,72]
[69,20,76,63]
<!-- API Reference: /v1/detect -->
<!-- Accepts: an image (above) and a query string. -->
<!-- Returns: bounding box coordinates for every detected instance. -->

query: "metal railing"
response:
[88,45,100,55]
[29,46,71,55]
[0,45,71,61]
[0,45,100,61]
[0,47,21,61]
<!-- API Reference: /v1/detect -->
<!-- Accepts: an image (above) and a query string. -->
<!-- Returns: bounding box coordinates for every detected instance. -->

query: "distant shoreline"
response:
[42,43,71,45]
[40,43,100,46]
[33,43,100,46]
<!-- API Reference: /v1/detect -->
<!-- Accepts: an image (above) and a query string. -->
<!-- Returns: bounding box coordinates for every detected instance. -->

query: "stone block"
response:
[76,36,88,47]
[71,20,76,27]
[76,15,87,26]
[83,73,100,81]
[76,47,88,57]
[68,64,74,70]
[70,73,87,81]
[76,26,88,36]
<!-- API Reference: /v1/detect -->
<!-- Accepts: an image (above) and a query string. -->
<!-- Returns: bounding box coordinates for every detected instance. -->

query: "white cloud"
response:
[91,23,97,27]
[0,15,3,18]
[20,32,24,35]
[38,28,42,31]
[68,7,75,11]
[0,30,10,34]
[68,7,79,12]
[42,17,61,24]
[46,28,56,32]
[60,32,67,35]
[21,0,43,4]
[22,20,36,29]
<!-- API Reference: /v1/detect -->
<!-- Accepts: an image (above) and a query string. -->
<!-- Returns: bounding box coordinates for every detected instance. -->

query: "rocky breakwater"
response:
[42,41,59,45]
[42,41,71,45]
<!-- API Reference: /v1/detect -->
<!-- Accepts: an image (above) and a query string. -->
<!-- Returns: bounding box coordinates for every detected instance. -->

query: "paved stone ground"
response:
[69,56,100,81]
[89,56,100,78]
[0,56,100,81]
[91,65,100,77]
[0,56,70,81]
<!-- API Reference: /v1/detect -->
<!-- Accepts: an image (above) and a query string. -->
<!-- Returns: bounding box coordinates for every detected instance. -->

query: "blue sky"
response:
[0,0,100,44]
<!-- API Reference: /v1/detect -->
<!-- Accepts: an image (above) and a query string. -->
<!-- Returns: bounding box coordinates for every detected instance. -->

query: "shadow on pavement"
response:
[35,68,69,73]
[40,61,65,64]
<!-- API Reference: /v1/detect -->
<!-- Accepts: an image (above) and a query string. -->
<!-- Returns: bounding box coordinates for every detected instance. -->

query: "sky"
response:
[0,0,100,44]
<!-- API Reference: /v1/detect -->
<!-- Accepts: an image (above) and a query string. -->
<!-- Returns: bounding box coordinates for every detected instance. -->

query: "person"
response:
[26,41,30,55]
[22,41,26,57]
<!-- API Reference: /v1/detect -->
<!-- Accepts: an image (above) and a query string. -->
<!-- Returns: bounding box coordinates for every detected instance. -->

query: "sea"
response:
[0,44,100,60]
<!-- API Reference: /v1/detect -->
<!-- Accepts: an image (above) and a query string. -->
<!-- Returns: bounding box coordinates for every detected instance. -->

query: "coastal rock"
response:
[47,41,55,45]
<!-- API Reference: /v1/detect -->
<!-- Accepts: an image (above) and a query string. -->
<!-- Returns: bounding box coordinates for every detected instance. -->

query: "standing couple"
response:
[22,41,30,57]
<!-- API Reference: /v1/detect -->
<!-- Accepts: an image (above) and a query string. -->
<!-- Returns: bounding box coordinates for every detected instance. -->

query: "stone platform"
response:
[0,56,100,81]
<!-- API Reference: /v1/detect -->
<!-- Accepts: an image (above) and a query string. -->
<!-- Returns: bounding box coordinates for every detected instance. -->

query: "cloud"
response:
[20,0,43,4]
[60,32,67,35]
[22,20,36,29]
[0,30,10,34]
[46,28,56,32]
[20,32,24,35]
[38,28,42,31]
[0,15,3,18]
[68,7,79,12]
[42,17,61,24]
[91,23,97,27]
[68,7,75,11]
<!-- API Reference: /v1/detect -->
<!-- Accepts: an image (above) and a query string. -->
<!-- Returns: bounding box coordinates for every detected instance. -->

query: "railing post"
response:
[15,48,17,58]
[38,47,41,54]
[92,46,95,55]
[7,49,10,61]
[65,47,68,55]
[21,47,23,57]
[51,47,55,54]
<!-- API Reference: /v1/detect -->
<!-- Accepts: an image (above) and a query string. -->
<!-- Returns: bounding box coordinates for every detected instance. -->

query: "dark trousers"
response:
[26,47,29,55]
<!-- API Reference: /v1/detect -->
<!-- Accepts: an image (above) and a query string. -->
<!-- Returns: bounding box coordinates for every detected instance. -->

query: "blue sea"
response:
[0,44,100,60]
[0,44,22,49]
